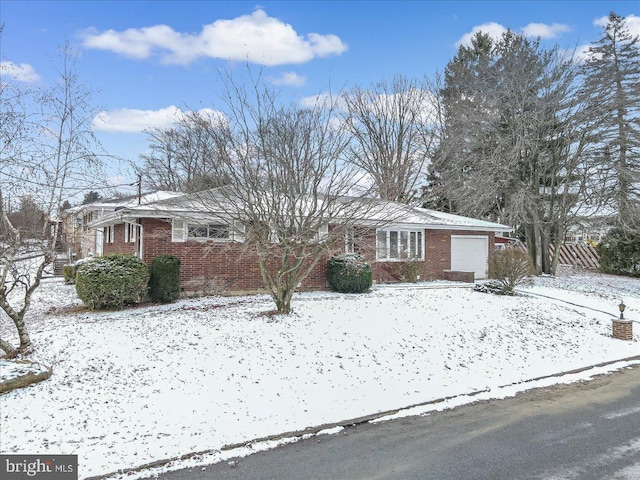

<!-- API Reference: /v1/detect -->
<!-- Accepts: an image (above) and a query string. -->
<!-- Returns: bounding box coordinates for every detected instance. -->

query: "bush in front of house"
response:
[62,258,92,285]
[597,228,640,277]
[399,260,422,283]
[327,253,373,293]
[63,264,76,285]
[75,254,150,309]
[488,248,535,294]
[148,254,181,303]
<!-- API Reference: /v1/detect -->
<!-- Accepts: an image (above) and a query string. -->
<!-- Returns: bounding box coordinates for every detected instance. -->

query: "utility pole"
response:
[137,174,142,205]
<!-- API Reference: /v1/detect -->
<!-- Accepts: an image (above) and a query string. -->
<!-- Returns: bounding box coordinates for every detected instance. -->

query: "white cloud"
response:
[624,14,640,37]
[574,13,640,63]
[0,61,41,82]
[521,22,571,39]
[595,13,640,38]
[92,106,224,133]
[81,8,348,66]
[299,92,346,111]
[457,21,572,48]
[573,43,593,63]
[268,71,306,87]
[455,22,508,47]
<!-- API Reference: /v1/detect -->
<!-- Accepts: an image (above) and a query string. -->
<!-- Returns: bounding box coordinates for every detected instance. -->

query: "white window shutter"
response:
[172,219,187,242]
[317,224,329,241]
[233,221,245,243]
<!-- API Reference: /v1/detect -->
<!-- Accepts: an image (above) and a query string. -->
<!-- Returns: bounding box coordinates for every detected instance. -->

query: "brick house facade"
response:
[98,209,503,294]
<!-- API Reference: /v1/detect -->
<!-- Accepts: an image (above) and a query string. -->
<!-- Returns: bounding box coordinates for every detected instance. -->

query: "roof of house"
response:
[88,189,511,233]
[65,191,183,215]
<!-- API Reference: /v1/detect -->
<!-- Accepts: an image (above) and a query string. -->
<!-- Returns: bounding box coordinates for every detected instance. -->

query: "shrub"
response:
[327,254,373,293]
[75,254,150,309]
[399,260,422,283]
[62,258,91,285]
[488,248,534,294]
[148,254,181,303]
[63,264,76,285]
[597,228,640,277]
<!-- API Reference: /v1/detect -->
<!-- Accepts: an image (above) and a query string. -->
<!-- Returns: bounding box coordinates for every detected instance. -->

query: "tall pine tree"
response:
[580,12,640,236]
[431,31,594,274]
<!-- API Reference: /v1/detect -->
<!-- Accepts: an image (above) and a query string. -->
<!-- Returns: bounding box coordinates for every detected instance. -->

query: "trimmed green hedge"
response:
[327,254,373,293]
[149,254,181,303]
[75,254,150,309]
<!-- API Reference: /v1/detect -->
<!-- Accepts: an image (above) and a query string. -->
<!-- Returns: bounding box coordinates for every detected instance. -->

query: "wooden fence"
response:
[550,244,600,269]
[514,243,600,269]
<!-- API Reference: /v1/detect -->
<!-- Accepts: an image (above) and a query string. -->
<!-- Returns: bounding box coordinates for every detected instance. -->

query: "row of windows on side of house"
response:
[104,221,426,261]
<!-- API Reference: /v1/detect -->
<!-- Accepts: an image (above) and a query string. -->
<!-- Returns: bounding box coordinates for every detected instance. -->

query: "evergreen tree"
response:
[432,31,594,274]
[82,191,102,204]
[580,12,640,236]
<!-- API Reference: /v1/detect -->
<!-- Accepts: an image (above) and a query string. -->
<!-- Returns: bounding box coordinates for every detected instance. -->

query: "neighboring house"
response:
[86,190,510,294]
[494,235,522,250]
[62,191,183,261]
[564,216,614,245]
[564,200,617,245]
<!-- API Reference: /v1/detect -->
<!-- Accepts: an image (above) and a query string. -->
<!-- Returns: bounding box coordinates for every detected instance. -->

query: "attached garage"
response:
[451,235,489,280]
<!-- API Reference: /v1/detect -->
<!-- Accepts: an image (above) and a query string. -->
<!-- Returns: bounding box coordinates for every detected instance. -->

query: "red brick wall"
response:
[102,224,136,256]
[139,218,332,293]
[105,219,496,293]
[365,229,495,283]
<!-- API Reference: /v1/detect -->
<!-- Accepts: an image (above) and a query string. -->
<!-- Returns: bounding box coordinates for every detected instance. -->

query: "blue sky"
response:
[1,1,639,191]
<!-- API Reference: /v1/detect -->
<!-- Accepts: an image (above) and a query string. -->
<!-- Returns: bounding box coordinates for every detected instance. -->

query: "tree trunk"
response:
[0,338,18,358]
[0,294,32,353]
[540,224,552,275]
[550,223,564,275]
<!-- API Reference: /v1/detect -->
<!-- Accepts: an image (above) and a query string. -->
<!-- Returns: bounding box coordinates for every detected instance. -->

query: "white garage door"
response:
[451,235,489,280]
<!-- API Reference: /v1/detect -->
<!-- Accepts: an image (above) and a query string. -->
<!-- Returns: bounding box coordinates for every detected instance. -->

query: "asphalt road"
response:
[145,363,640,480]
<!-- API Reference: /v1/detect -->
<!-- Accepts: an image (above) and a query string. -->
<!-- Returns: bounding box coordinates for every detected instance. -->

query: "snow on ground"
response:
[0,267,639,479]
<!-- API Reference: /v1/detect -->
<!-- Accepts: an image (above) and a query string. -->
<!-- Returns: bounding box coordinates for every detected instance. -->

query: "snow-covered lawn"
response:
[1,267,639,479]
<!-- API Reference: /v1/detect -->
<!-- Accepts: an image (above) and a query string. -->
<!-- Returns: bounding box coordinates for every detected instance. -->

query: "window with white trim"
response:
[267,223,328,243]
[171,219,245,243]
[188,223,229,240]
[376,229,423,260]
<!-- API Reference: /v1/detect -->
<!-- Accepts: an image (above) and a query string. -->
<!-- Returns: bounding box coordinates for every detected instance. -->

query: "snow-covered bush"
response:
[488,248,534,294]
[327,254,373,293]
[597,228,640,277]
[148,254,181,303]
[62,258,92,285]
[75,254,149,309]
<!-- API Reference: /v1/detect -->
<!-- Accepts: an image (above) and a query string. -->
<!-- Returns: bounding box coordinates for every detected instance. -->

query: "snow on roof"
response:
[65,191,184,214]
[88,188,511,232]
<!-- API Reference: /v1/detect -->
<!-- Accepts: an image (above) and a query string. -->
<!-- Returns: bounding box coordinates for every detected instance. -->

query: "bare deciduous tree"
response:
[138,110,227,193]
[0,43,104,357]
[177,72,393,314]
[343,74,440,203]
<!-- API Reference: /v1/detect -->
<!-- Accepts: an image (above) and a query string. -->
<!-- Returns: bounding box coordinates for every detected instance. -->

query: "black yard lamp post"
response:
[619,301,626,319]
